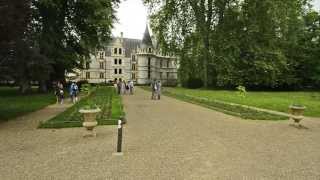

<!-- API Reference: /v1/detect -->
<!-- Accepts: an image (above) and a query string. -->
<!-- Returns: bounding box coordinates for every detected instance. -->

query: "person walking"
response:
[121,80,126,95]
[117,80,121,95]
[156,80,162,100]
[129,80,134,95]
[54,82,60,104]
[57,81,64,104]
[125,82,130,94]
[150,80,157,100]
[69,82,74,103]
[70,82,79,103]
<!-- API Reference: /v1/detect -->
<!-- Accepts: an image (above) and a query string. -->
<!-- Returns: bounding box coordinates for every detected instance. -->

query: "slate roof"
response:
[142,25,153,47]
[105,38,141,57]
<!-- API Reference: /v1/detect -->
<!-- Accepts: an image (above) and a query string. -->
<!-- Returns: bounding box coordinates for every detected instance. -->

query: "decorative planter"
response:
[289,105,306,125]
[79,108,101,137]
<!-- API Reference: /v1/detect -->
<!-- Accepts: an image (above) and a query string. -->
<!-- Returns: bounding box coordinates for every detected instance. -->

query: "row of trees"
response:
[144,0,320,89]
[0,0,119,93]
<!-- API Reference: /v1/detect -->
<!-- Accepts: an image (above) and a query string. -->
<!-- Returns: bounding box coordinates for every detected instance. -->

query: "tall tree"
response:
[33,0,120,85]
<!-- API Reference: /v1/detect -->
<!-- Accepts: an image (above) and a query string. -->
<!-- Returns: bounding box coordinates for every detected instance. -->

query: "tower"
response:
[137,24,155,84]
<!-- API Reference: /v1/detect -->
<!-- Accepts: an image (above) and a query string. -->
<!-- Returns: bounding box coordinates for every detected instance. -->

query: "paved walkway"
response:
[0,88,320,179]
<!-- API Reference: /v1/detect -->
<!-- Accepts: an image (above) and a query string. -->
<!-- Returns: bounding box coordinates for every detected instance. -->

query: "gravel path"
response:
[0,88,320,180]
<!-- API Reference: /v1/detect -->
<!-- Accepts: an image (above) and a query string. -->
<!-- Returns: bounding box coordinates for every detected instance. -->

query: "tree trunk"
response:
[38,80,48,93]
[203,38,209,88]
[19,80,30,94]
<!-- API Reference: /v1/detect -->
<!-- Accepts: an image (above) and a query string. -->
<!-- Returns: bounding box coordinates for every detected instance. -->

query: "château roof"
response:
[105,38,141,57]
[142,25,153,47]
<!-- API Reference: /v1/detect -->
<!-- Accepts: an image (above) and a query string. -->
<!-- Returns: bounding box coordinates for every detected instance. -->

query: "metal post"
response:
[117,120,123,153]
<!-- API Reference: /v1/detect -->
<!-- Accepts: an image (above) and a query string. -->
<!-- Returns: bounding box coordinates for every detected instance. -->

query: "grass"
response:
[164,87,320,117]
[39,86,124,128]
[162,87,320,118]
[141,86,289,120]
[0,87,56,121]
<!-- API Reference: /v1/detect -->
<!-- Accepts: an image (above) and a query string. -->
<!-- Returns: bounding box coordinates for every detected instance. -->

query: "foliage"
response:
[39,86,124,128]
[185,78,203,89]
[80,83,92,95]
[0,0,119,93]
[0,87,56,121]
[144,0,320,90]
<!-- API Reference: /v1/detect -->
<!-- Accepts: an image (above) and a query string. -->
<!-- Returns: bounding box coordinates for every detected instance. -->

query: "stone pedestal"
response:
[79,108,101,137]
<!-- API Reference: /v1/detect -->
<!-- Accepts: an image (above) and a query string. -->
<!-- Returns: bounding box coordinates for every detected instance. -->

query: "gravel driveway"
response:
[0,88,319,180]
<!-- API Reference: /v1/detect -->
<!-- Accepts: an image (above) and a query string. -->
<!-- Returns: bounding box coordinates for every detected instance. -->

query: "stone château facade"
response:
[78,26,178,85]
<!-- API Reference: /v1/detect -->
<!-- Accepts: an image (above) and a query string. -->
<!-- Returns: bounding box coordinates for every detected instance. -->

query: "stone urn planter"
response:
[79,108,101,137]
[289,105,306,125]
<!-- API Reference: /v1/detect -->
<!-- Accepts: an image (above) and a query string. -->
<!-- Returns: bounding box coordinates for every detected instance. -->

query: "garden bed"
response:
[39,86,124,128]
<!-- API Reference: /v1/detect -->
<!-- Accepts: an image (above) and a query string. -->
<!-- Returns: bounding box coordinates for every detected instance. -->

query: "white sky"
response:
[313,0,320,10]
[112,0,148,39]
[112,0,320,39]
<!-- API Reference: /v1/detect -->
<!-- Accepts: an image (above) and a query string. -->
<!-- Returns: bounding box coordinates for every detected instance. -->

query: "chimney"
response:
[120,32,123,43]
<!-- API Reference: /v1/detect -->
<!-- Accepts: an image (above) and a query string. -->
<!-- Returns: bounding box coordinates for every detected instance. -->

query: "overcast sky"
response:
[112,0,320,39]
[112,0,148,39]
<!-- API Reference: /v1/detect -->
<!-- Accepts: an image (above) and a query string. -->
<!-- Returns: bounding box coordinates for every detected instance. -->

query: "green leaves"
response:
[145,0,320,89]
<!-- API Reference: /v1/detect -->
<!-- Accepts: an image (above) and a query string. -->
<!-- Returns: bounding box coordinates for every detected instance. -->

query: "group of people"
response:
[115,80,134,95]
[151,80,162,100]
[54,81,79,104]
[55,79,161,104]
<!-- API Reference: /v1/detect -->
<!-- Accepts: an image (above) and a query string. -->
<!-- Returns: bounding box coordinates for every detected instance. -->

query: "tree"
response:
[145,0,319,90]
[32,0,120,86]
[0,0,119,93]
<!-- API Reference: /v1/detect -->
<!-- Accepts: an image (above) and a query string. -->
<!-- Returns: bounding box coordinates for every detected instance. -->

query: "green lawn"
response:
[39,86,124,128]
[0,87,56,121]
[164,87,320,117]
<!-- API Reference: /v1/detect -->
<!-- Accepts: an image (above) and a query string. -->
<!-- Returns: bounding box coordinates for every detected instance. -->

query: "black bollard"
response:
[117,120,123,153]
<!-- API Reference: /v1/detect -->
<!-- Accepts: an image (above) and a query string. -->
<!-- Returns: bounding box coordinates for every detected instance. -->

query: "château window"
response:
[114,48,117,54]
[86,62,90,69]
[86,72,90,79]
[132,55,135,62]
[119,48,122,55]
[114,59,117,65]
[132,64,136,71]
[148,48,152,53]
[100,62,104,69]
[160,60,162,67]
[119,69,122,74]
[114,69,118,74]
[119,59,122,65]
[148,57,151,66]
[132,73,136,79]
[100,73,104,79]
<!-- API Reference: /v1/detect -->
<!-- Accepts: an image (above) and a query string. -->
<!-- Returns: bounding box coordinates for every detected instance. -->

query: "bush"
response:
[77,80,88,89]
[186,78,203,89]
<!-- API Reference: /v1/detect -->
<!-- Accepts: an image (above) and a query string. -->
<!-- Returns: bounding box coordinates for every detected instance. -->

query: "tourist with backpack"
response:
[69,82,79,103]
